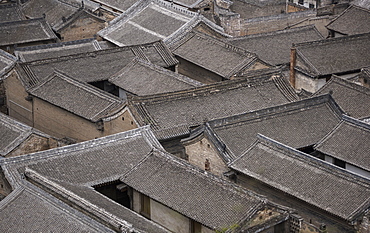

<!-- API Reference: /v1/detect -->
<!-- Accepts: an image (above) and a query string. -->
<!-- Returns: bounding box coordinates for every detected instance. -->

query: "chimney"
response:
[290,47,297,88]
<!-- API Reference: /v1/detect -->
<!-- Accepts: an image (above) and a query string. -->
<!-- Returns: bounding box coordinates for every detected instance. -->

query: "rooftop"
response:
[294,32,370,77]
[226,25,324,66]
[21,0,81,29]
[230,134,370,221]
[312,75,370,119]
[0,49,17,78]
[326,5,370,36]
[28,71,125,122]
[1,126,170,232]
[169,31,266,78]
[17,40,178,88]
[0,3,25,23]
[98,0,224,46]
[0,183,114,232]
[14,39,113,62]
[0,18,57,47]
[108,58,203,96]
[128,72,299,140]
[120,148,265,230]
[314,115,370,173]
[0,113,50,157]
[204,94,343,160]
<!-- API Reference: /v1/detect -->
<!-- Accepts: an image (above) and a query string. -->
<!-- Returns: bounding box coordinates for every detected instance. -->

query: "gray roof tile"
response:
[0,49,17,78]
[1,127,170,232]
[230,134,370,221]
[295,33,370,77]
[170,31,264,78]
[312,75,370,119]
[98,0,225,46]
[0,3,25,23]
[28,71,125,122]
[0,18,57,47]
[314,115,370,172]
[129,73,299,139]
[17,40,178,88]
[21,0,81,29]
[109,58,203,96]
[326,5,370,35]
[227,25,324,65]
[206,94,344,158]
[0,184,114,232]
[15,38,103,62]
[120,148,265,229]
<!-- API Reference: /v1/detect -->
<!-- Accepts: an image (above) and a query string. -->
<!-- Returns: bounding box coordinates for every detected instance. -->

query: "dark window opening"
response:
[298,145,315,155]
[140,193,151,218]
[203,7,210,11]
[89,80,119,97]
[298,0,304,5]
[94,181,131,209]
[309,3,314,8]
[334,158,345,168]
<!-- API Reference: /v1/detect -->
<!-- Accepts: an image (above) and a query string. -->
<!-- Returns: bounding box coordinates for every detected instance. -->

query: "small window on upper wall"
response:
[298,0,304,4]
[309,3,314,8]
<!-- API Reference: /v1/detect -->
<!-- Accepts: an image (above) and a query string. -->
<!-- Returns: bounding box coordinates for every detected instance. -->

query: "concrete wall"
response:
[151,199,190,233]
[184,135,229,177]
[103,107,138,136]
[230,1,286,19]
[4,71,33,126]
[176,57,224,84]
[6,134,57,158]
[59,14,106,42]
[295,71,326,93]
[32,97,104,141]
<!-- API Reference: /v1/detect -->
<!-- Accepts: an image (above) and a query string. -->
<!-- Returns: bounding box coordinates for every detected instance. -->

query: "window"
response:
[190,220,202,233]
[309,3,314,8]
[298,0,304,5]
[140,193,151,218]
[334,158,345,169]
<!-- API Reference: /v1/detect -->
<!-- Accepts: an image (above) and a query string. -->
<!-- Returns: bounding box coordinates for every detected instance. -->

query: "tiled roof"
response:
[0,49,17,78]
[0,184,114,232]
[108,58,203,96]
[294,33,370,77]
[17,40,178,88]
[53,9,106,32]
[21,0,81,30]
[314,115,370,172]
[0,18,57,47]
[312,75,370,119]
[28,71,125,122]
[205,94,343,160]
[351,0,370,10]
[88,0,138,12]
[98,0,225,46]
[120,148,265,229]
[326,5,370,35]
[128,73,299,140]
[226,25,324,66]
[0,3,25,23]
[0,113,47,156]
[230,134,370,221]
[171,0,206,8]
[169,31,265,78]
[15,39,105,62]
[0,126,170,232]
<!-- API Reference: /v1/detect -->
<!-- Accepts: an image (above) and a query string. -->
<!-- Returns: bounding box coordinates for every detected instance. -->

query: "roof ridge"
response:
[254,134,370,184]
[208,94,343,128]
[294,32,370,48]
[272,75,299,102]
